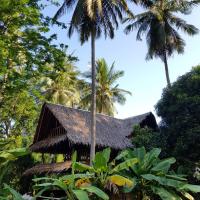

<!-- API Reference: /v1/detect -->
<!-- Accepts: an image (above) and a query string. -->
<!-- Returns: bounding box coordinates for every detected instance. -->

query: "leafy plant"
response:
[33,152,109,200]
[74,148,137,195]
[0,184,24,200]
[0,138,29,187]
[116,147,200,200]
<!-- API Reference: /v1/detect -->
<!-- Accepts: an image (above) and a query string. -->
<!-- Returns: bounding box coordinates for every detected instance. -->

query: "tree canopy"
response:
[0,0,77,137]
[156,65,200,168]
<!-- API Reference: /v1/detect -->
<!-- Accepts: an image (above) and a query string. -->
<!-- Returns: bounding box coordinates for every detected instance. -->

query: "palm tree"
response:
[124,0,199,87]
[41,62,81,107]
[81,58,131,116]
[54,0,133,163]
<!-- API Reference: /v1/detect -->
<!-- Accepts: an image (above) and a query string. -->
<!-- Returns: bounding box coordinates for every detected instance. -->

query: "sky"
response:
[44,2,200,120]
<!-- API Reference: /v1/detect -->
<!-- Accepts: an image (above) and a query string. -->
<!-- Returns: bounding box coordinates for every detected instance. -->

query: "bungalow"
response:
[24,103,157,175]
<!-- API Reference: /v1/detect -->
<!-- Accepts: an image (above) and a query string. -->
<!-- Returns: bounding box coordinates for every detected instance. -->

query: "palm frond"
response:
[81,58,131,115]
[168,13,199,35]
[54,0,77,20]
[55,0,133,43]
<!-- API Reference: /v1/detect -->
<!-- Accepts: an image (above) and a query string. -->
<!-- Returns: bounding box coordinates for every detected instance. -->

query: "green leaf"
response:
[34,183,53,188]
[166,174,187,181]
[82,186,109,200]
[101,148,111,164]
[151,158,176,173]
[53,179,68,191]
[61,173,93,181]
[93,148,111,171]
[180,184,200,193]
[143,148,161,167]
[3,184,24,200]
[0,152,15,161]
[72,190,89,200]
[7,148,29,157]
[151,186,182,200]
[74,162,94,172]
[111,158,138,173]
[34,179,68,191]
[115,149,130,160]
[142,174,185,188]
[72,151,77,164]
[72,151,77,174]
[133,147,146,162]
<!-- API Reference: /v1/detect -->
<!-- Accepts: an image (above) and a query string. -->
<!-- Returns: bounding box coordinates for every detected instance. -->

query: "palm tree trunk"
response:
[163,51,171,87]
[90,29,96,165]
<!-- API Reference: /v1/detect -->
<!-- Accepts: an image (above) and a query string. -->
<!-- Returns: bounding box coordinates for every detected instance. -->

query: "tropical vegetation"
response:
[82,58,131,116]
[40,60,81,107]
[2,147,200,199]
[0,0,200,199]
[124,0,199,86]
[116,147,200,199]
[156,65,200,174]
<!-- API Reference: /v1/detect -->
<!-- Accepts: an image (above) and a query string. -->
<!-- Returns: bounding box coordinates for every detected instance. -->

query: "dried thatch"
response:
[30,134,68,152]
[23,161,72,176]
[30,103,157,154]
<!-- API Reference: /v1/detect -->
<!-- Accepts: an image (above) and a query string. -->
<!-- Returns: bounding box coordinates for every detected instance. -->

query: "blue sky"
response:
[44,2,200,120]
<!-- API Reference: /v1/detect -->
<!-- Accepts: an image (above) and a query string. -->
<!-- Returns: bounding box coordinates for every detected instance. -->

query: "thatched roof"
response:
[30,103,157,154]
[23,161,72,176]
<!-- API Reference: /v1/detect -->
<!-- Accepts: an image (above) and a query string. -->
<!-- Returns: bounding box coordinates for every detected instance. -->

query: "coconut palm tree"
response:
[54,0,133,163]
[41,63,81,107]
[124,0,199,87]
[81,58,131,116]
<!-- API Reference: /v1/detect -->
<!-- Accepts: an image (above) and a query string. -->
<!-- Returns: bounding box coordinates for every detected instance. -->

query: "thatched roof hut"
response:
[31,103,157,154]
[25,103,157,175]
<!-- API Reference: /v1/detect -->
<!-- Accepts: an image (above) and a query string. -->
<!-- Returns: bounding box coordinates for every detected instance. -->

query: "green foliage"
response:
[0,184,24,200]
[125,0,199,60]
[0,136,35,193]
[33,152,109,200]
[74,148,136,194]
[132,125,167,154]
[54,0,133,44]
[82,58,131,116]
[0,137,30,196]
[117,147,200,200]
[156,66,200,172]
[40,60,81,108]
[0,0,78,137]
[34,149,136,199]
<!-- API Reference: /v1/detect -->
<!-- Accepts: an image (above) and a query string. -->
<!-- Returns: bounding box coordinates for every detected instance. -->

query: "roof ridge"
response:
[123,112,152,121]
[45,102,152,120]
[45,102,123,120]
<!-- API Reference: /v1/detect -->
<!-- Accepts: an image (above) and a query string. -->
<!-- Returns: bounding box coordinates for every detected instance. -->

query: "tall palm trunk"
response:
[90,29,96,165]
[163,51,171,87]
